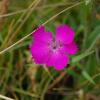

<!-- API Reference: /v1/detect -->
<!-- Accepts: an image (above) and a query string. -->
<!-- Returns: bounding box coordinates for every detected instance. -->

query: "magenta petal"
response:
[30,42,49,64]
[33,26,53,44]
[30,24,78,71]
[56,24,75,44]
[46,51,69,70]
[64,42,78,55]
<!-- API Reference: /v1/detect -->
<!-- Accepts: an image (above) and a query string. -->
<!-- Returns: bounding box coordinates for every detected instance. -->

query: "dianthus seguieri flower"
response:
[30,24,78,70]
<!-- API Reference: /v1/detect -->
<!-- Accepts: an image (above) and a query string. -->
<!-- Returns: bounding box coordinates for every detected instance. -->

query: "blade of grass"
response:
[86,25,100,51]
[6,0,41,46]
[1,19,15,48]
[77,72,100,89]
[0,0,39,49]
[12,87,40,98]
[0,1,79,18]
[43,65,54,80]
[71,50,95,63]
[0,1,84,54]
[40,79,51,100]
[0,94,14,100]
[82,70,95,85]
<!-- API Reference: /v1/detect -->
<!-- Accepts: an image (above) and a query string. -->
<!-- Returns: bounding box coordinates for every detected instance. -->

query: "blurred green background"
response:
[0,0,100,100]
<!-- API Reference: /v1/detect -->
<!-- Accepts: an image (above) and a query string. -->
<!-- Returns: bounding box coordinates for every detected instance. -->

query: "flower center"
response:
[48,39,63,52]
[52,41,58,49]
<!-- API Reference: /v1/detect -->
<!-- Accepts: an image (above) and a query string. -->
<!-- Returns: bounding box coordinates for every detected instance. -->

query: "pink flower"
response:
[30,24,78,70]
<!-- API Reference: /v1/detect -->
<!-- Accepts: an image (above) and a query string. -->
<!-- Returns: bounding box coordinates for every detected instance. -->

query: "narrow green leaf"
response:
[72,50,95,63]
[86,25,100,50]
[82,70,95,85]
